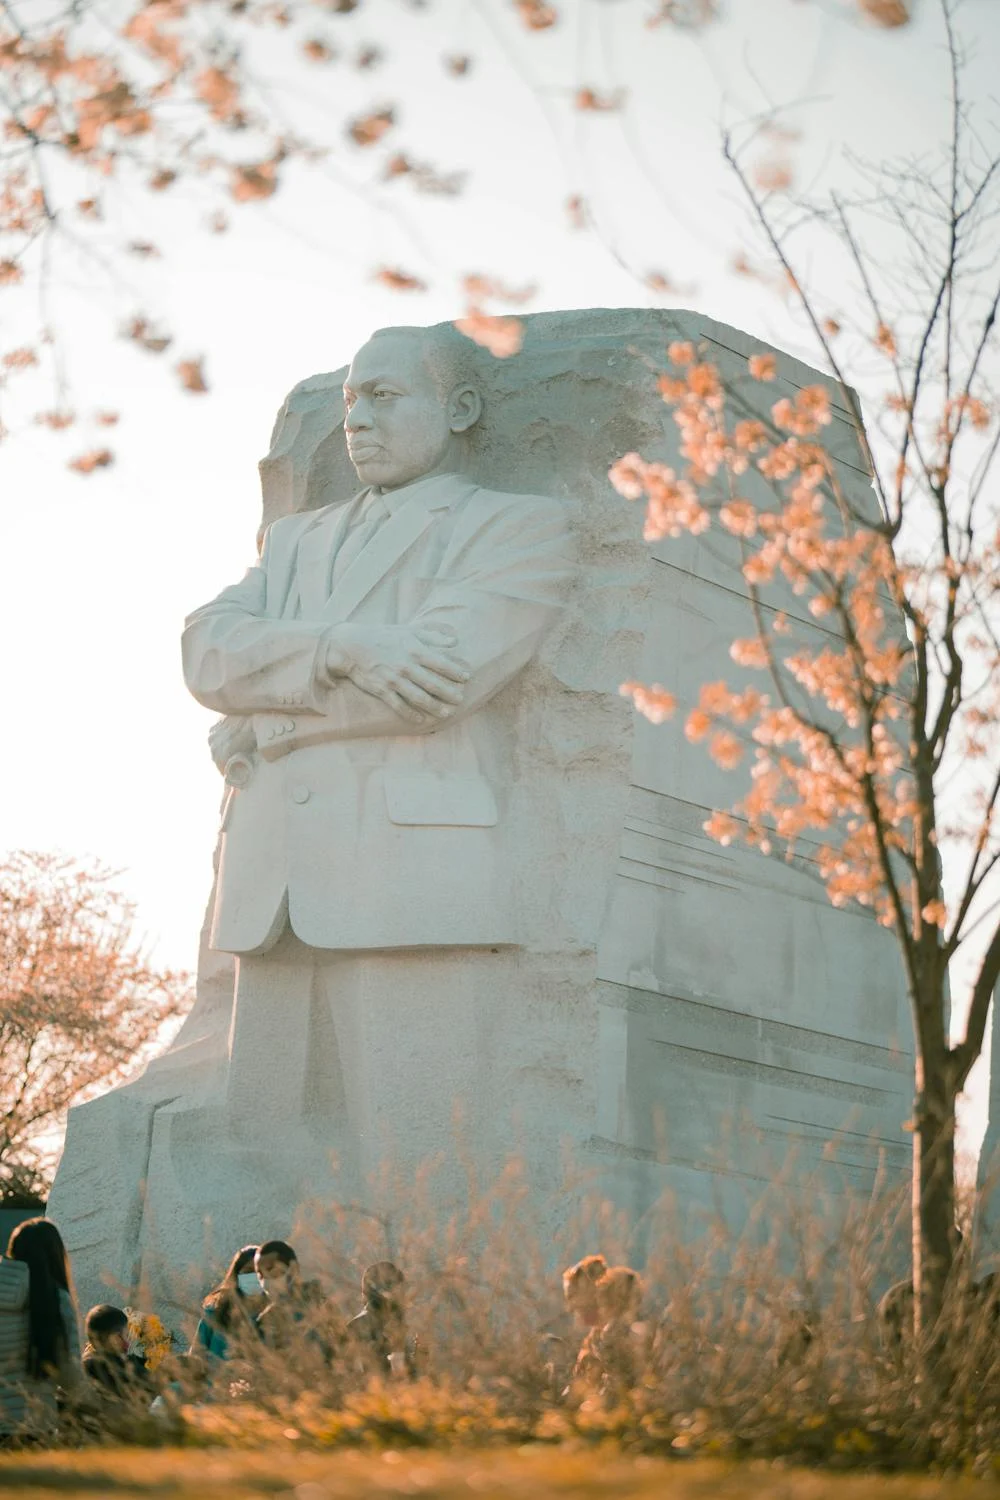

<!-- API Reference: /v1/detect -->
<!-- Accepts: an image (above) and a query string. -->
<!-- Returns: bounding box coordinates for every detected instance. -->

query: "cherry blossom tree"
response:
[0,0,911,462]
[612,5,999,1335]
[0,850,190,1201]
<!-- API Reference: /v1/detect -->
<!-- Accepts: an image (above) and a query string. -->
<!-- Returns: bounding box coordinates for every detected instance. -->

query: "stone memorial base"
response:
[50,309,916,1322]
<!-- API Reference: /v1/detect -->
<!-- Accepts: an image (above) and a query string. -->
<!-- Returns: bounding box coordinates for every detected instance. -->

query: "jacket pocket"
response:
[383,772,498,827]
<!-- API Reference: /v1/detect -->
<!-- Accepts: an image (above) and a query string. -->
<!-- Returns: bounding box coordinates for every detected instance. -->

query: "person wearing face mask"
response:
[190,1245,265,1362]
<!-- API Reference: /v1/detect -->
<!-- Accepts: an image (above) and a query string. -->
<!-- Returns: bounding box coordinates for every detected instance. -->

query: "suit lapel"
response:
[295,494,365,617]
[263,509,318,618]
[322,475,476,624]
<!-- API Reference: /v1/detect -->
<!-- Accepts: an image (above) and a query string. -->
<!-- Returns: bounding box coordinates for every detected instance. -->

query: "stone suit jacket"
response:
[182,472,576,954]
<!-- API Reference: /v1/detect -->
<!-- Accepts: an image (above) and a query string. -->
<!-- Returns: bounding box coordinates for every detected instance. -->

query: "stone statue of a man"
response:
[181,324,577,1191]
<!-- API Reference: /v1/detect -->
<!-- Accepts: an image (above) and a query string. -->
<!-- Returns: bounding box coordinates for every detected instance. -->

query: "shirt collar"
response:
[374,470,474,516]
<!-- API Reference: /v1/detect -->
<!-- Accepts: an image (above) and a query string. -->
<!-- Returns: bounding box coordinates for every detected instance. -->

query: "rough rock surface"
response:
[49,310,913,1318]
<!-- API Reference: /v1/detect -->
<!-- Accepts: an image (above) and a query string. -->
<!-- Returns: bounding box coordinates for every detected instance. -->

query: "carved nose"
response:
[345,404,372,431]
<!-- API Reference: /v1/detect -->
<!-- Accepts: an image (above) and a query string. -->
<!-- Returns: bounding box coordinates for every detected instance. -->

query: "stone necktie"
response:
[330,492,389,588]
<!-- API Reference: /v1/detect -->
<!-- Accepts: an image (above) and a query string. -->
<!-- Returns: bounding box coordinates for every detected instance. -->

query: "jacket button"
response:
[291,784,310,804]
[285,719,296,732]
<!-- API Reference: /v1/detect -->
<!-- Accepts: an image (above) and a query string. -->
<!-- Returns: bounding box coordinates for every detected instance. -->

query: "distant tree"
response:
[613,3,999,1339]
[0,850,191,1201]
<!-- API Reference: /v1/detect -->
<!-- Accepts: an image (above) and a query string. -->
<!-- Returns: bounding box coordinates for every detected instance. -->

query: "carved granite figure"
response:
[181,323,576,1151]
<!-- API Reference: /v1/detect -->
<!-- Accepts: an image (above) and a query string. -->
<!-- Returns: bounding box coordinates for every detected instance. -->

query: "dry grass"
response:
[26,1151,1000,1479]
[0,1446,998,1500]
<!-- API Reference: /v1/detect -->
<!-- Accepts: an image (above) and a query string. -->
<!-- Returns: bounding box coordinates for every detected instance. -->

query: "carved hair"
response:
[366,322,486,401]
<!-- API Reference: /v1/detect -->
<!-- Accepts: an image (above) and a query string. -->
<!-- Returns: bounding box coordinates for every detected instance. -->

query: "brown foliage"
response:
[374,267,427,292]
[230,160,279,202]
[67,447,114,474]
[44,1159,1000,1473]
[515,0,558,31]
[176,357,209,393]
[858,0,911,26]
[0,851,191,1199]
[303,38,336,62]
[122,316,172,354]
[574,87,625,113]
[0,0,915,450]
[346,107,394,147]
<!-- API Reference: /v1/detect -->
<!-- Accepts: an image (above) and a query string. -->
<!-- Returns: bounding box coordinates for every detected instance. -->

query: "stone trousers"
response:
[224,930,520,1190]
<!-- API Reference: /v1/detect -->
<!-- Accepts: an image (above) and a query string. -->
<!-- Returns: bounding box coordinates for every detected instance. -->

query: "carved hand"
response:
[325,624,469,723]
[208,715,257,774]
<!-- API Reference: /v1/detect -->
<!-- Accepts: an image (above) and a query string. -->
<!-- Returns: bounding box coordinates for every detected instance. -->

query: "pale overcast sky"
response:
[2,0,997,1151]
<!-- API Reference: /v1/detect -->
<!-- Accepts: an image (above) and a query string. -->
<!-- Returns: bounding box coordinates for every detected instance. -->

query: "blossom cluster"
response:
[611,337,1000,936]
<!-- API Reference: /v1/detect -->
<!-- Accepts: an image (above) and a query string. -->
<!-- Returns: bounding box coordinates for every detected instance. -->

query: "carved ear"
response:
[449,382,482,434]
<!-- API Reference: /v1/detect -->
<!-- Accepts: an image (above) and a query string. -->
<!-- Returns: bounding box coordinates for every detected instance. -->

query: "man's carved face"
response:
[343,333,474,492]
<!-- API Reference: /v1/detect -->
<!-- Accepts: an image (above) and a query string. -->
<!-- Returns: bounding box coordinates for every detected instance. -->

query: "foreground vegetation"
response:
[1,1445,998,1500]
[17,1161,1000,1483]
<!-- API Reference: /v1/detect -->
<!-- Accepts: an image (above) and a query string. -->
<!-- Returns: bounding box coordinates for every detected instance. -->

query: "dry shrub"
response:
[51,1149,1000,1474]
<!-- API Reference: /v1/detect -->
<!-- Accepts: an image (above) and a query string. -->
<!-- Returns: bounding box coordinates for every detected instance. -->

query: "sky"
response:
[2,0,998,1154]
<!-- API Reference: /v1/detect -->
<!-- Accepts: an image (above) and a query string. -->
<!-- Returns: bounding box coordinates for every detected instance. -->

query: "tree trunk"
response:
[911,1044,958,1342]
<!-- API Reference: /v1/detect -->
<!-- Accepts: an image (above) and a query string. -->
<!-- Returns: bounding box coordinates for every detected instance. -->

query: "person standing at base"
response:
[0,1219,80,1441]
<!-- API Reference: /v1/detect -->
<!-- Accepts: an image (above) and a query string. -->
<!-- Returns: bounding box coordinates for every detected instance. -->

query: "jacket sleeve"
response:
[306,494,576,741]
[181,525,331,715]
[59,1290,82,1390]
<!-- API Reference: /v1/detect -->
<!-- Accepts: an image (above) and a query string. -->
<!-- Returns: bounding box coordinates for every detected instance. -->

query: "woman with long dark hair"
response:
[0,1217,81,1439]
[191,1244,264,1361]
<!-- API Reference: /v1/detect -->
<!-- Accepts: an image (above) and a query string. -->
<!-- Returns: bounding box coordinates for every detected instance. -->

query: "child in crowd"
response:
[81,1305,151,1402]
[347,1262,418,1379]
[192,1245,265,1362]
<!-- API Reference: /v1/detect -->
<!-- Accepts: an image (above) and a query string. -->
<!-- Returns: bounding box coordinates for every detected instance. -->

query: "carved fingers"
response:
[363,679,434,723]
[399,661,467,705]
[359,663,462,720]
[335,623,471,723]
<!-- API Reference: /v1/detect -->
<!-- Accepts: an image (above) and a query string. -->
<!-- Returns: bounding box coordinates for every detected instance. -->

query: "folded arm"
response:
[182,530,333,716]
[183,496,575,738]
[307,495,575,740]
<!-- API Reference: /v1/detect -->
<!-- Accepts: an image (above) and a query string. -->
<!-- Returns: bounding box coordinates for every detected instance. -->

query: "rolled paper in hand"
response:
[224,752,254,789]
